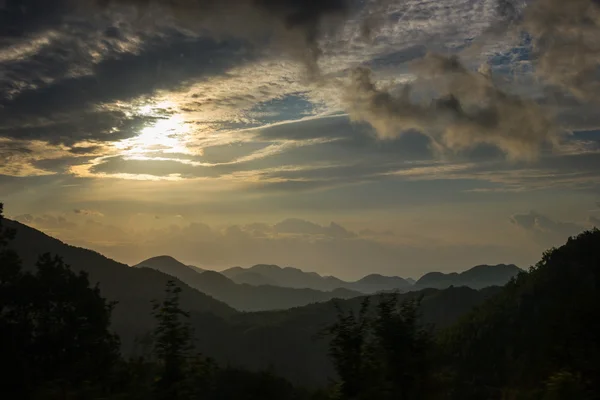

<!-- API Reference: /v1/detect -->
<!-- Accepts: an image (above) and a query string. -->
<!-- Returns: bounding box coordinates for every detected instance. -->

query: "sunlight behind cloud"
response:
[117,102,193,157]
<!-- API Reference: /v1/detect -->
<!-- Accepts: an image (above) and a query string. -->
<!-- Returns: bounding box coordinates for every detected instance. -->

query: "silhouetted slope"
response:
[444,230,600,398]
[136,257,362,311]
[209,285,501,385]
[5,220,507,387]
[5,220,236,351]
[135,255,205,274]
[416,264,522,289]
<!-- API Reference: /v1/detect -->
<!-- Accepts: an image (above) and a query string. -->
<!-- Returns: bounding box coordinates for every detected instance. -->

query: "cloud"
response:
[0,30,249,145]
[274,218,356,239]
[522,0,600,102]
[345,53,558,160]
[14,213,77,230]
[14,214,34,223]
[93,0,367,77]
[73,208,104,217]
[0,0,597,193]
[589,215,600,227]
[510,211,585,244]
[15,212,531,278]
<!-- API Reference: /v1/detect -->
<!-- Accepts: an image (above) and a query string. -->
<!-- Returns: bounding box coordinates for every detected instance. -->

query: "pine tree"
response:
[151,280,194,400]
[0,203,120,399]
[327,297,374,400]
[372,294,433,400]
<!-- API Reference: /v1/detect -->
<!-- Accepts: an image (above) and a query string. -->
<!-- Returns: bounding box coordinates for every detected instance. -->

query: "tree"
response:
[443,229,600,399]
[326,294,435,400]
[327,297,374,400]
[151,280,195,400]
[371,294,434,400]
[0,203,120,399]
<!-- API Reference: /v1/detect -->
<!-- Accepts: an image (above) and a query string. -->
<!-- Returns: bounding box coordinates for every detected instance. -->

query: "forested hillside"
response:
[3,204,599,399]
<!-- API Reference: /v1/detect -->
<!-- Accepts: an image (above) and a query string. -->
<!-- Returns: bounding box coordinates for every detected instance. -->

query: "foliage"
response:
[151,280,194,399]
[327,294,436,400]
[0,204,120,399]
[3,200,600,400]
[441,229,600,399]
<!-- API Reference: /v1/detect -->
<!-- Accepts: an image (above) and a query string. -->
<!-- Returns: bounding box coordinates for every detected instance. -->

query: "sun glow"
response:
[138,116,189,151]
[116,113,192,156]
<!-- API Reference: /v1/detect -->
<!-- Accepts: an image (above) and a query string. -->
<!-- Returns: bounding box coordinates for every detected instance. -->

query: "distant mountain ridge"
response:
[415,264,522,289]
[2,218,512,387]
[220,264,412,293]
[218,263,521,293]
[135,258,361,311]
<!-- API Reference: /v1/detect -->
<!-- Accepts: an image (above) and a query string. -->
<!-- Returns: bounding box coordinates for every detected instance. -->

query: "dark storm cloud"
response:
[522,0,600,102]
[0,112,154,145]
[345,54,558,160]
[0,26,249,145]
[89,156,204,177]
[2,33,246,117]
[96,0,361,76]
[0,0,70,38]
[31,156,97,173]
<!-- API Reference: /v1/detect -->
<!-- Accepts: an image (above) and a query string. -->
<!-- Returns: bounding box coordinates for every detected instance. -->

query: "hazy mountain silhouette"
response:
[220,267,278,286]
[221,264,412,293]
[221,264,347,291]
[136,257,361,311]
[4,219,236,352]
[415,264,522,289]
[5,219,526,386]
[352,274,412,292]
[135,255,205,276]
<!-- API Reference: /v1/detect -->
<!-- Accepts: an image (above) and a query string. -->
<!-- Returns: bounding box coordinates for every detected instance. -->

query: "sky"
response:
[1,0,599,279]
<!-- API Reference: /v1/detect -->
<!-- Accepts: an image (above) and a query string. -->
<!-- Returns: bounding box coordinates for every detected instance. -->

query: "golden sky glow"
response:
[1,0,599,278]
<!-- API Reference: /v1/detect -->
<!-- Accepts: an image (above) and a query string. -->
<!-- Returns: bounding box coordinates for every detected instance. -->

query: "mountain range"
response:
[4,219,235,352]
[415,263,522,289]
[5,218,505,386]
[218,262,521,293]
[137,257,521,303]
[134,256,360,311]
[220,264,414,293]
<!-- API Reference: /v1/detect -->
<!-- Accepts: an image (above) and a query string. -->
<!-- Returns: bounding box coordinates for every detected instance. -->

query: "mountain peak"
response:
[135,255,187,268]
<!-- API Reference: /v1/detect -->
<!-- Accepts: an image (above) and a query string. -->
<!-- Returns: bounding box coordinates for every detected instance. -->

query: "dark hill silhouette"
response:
[416,263,522,289]
[136,257,362,311]
[444,230,600,397]
[221,264,411,293]
[5,219,235,352]
[135,255,205,275]
[3,219,516,387]
[212,285,502,385]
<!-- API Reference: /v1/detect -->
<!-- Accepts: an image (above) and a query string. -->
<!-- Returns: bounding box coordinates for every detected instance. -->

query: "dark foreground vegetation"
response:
[1,203,599,399]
